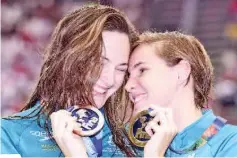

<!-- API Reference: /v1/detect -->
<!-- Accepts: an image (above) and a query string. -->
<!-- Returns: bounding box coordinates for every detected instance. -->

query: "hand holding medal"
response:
[128,104,177,157]
[50,105,104,157]
[50,108,88,157]
[144,105,177,157]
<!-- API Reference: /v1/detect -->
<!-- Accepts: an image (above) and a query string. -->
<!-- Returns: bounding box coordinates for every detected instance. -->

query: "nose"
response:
[101,66,115,88]
[125,77,136,92]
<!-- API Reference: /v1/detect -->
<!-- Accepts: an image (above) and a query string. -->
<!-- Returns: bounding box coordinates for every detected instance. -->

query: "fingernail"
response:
[148,108,153,113]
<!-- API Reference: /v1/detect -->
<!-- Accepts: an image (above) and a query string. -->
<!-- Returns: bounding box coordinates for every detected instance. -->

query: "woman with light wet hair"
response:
[125,31,237,157]
[1,4,138,157]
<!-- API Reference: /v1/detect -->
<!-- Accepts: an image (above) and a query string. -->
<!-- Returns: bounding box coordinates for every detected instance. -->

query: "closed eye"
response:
[116,63,128,73]
[116,66,128,72]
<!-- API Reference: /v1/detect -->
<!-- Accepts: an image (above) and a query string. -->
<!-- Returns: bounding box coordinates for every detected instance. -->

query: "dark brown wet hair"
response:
[9,4,138,157]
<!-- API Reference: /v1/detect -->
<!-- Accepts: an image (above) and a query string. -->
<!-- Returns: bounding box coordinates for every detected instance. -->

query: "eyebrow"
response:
[118,63,128,66]
[102,56,109,61]
[102,56,128,66]
[129,61,145,72]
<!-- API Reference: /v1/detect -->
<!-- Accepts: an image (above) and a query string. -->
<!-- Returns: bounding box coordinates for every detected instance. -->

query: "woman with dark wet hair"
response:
[1,4,138,157]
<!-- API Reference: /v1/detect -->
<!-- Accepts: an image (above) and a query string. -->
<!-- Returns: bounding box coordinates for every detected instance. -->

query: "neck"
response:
[170,89,202,132]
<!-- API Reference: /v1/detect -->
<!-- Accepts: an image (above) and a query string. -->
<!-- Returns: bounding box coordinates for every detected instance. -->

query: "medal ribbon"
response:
[168,116,227,154]
[83,130,103,157]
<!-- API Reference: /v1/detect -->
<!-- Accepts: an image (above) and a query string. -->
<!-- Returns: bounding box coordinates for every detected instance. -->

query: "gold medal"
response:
[128,110,153,147]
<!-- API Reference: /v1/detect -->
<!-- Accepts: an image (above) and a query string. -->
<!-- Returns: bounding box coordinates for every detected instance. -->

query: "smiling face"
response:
[92,31,130,108]
[125,43,179,113]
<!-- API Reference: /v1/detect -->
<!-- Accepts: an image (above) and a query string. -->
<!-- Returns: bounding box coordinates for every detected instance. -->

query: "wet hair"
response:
[133,31,214,108]
[6,4,138,156]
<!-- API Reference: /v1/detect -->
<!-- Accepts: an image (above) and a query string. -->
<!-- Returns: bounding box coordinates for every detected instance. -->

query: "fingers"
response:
[144,105,177,157]
[159,110,168,125]
[145,121,155,136]
[145,105,177,136]
[50,110,78,139]
[73,128,83,136]
[50,109,88,157]
[147,107,168,125]
[148,104,165,117]
[148,105,171,125]
[145,121,160,136]
[73,120,83,136]
[65,117,75,133]
[145,110,168,136]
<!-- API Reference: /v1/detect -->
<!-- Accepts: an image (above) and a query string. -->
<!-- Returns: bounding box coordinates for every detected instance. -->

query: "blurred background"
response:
[1,0,237,124]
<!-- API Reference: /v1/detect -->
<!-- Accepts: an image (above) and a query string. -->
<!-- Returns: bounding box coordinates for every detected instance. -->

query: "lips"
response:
[93,84,108,95]
[134,94,147,103]
[130,93,147,104]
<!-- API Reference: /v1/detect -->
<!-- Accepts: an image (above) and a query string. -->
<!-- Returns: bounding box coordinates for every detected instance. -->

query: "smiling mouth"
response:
[93,90,106,95]
[131,94,147,104]
[93,85,108,95]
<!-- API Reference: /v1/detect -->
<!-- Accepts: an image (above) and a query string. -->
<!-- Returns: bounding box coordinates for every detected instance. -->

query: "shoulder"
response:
[1,106,43,141]
[1,117,37,143]
[219,124,237,146]
[1,116,37,154]
[209,123,237,156]
[219,124,237,141]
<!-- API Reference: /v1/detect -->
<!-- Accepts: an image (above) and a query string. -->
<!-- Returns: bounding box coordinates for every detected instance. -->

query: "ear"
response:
[176,60,191,84]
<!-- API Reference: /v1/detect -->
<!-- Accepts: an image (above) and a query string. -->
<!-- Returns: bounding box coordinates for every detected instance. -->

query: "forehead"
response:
[102,31,130,62]
[129,44,157,67]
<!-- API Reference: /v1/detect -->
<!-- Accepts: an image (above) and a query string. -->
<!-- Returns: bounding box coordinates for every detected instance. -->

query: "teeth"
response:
[95,91,105,94]
[134,94,146,103]
[94,86,106,94]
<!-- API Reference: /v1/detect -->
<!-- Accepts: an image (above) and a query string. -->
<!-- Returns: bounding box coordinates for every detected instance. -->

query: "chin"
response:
[94,100,106,109]
[94,103,103,109]
[93,96,106,109]
[134,102,149,113]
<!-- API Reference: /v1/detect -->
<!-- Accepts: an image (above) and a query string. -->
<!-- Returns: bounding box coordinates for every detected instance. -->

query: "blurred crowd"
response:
[1,0,87,115]
[1,0,237,124]
[212,50,237,124]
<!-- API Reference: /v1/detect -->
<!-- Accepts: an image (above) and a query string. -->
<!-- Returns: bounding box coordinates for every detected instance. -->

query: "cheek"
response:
[139,75,152,90]
[149,69,177,88]
[112,73,125,91]
[140,70,163,91]
[105,74,125,98]
[141,71,177,105]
